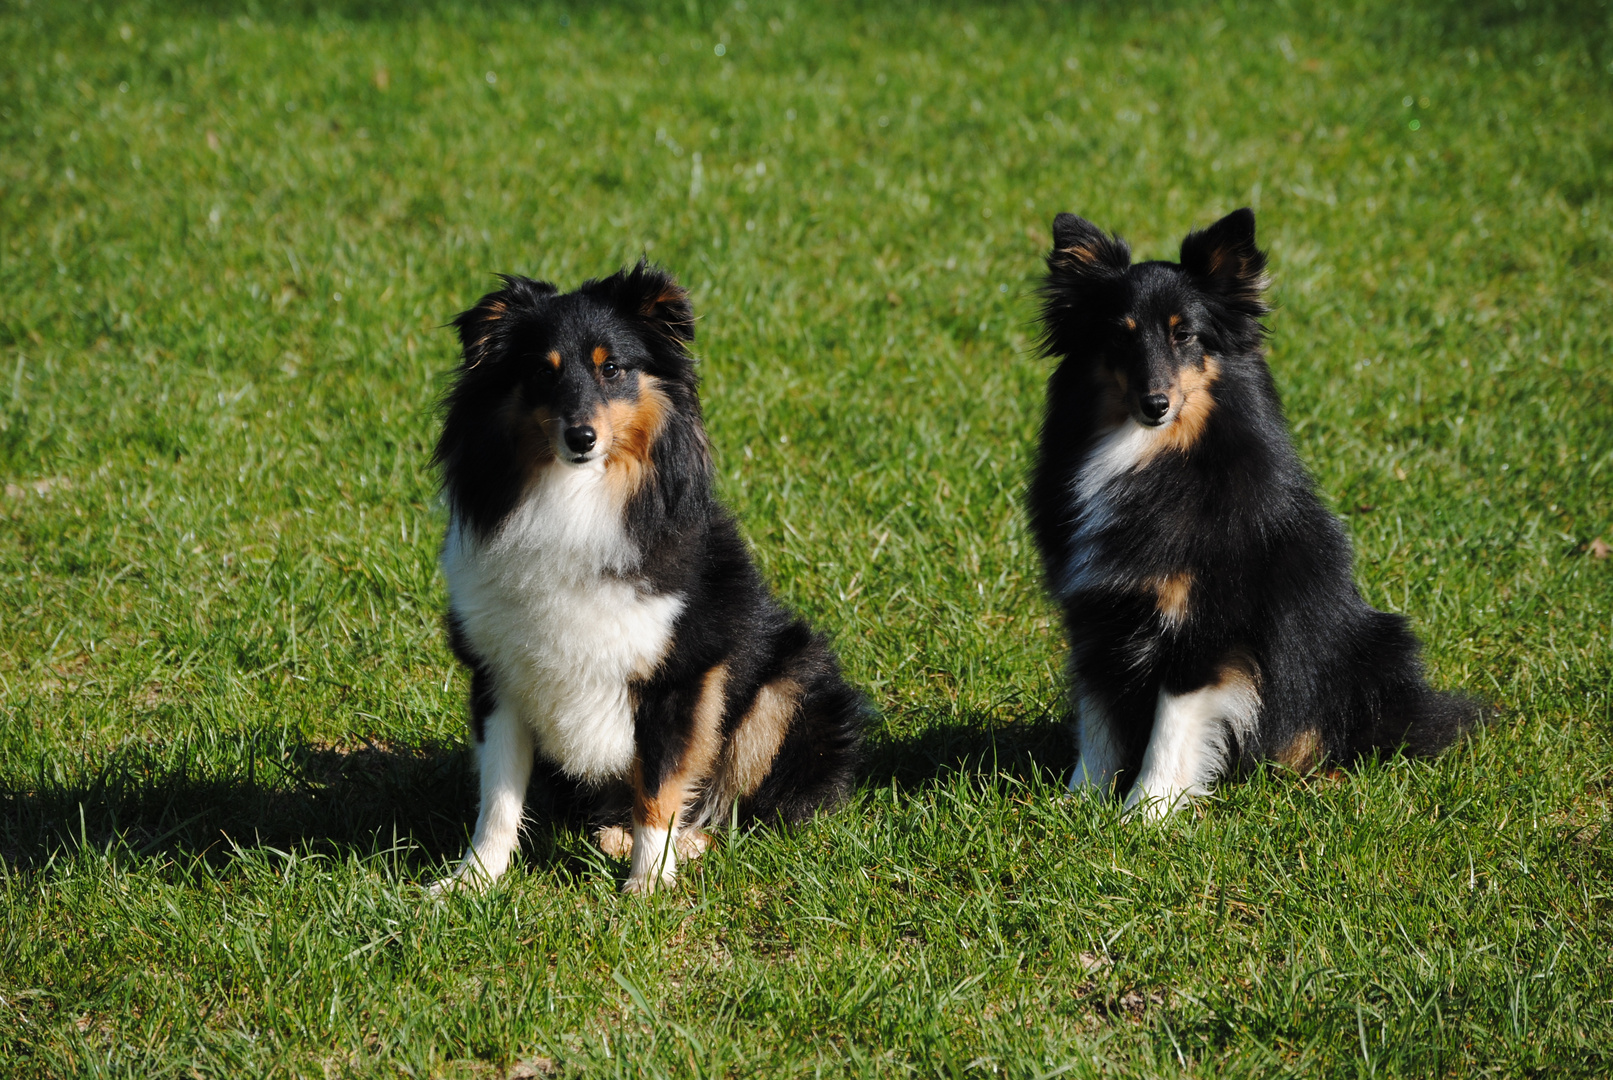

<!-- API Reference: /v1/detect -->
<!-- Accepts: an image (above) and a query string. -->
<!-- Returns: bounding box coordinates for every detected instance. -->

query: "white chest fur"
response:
[441,461,685,781]
[1057,419,1153,600]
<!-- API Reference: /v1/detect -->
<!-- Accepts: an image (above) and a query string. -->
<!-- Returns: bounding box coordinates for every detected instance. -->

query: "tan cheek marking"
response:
[592,345,609,367]
[547,349,561,369]
[723,677,801,800]
[601,377,671,501]
[1150,572,1193,628]
[633,664,730,831]
[1138,356,1219,465]
[1275,728,1324,772]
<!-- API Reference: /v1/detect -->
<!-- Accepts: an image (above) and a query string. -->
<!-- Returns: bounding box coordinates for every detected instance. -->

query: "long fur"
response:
[433,261,865,893]
[1029,209,1486,818]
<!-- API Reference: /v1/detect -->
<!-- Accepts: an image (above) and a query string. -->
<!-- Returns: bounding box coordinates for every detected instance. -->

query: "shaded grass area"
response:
[2,0,1611,1074]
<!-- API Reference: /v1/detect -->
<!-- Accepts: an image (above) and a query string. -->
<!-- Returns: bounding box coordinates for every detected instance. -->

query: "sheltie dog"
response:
[433,261,864,893]
[1029,208,1484,818]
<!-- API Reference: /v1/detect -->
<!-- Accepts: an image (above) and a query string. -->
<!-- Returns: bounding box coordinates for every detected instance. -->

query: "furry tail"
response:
[1373,686,1491,759]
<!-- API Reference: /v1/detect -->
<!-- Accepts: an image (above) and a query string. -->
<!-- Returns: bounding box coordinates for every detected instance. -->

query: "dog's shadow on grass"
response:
[0,711,1073,876]
[0,736,511,878]
[862,710,1072,794]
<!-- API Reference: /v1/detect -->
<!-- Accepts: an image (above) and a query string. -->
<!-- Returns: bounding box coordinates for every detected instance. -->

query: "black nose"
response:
[1140,394,1171,422]
[564,425,596,454]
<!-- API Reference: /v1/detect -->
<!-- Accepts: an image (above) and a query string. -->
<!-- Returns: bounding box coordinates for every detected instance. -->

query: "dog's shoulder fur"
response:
[1030,209,1485,815]
[434,261,865,893]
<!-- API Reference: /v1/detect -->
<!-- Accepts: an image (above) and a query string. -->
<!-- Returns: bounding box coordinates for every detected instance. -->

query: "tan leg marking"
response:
[722,676,803,800]
[1151,572,1194,629]
[625,663,729,893]
[1274,728,1325,773]
[633,662,730,832]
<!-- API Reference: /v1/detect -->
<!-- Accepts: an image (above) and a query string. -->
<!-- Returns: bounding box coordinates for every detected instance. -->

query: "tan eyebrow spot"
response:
[1125,316,1137,330]
[547,350,561,369]
[592,346,609,367]
[1168,314,1181,328]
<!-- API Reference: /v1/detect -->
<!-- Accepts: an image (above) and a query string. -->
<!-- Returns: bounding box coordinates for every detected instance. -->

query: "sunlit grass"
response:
[1,0,1610,1075]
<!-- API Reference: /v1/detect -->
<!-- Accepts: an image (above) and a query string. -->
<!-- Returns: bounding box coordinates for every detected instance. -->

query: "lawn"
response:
[2,0,1611,1075]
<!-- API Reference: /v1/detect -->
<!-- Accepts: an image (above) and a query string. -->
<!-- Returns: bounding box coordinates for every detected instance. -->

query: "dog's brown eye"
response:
[1172,329,1193,347]
[600,361,621,380]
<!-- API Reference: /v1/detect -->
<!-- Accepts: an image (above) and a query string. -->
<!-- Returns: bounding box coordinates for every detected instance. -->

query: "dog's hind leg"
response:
[432,703,534,893]
[1123,665,1260,821]
[1068,692,1126,797]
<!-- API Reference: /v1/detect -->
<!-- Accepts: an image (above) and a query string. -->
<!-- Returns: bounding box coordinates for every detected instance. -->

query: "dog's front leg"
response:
[1068,690,1126,797]
[433,703,534,892]
[624,759,685,894]
[1123,669,1258,821]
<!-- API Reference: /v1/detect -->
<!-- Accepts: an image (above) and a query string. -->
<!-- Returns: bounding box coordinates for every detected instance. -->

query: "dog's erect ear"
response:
[452,276,557,368]
[1179,208,1268,316]
[585,260,696,345]
[1048,213,1131,277]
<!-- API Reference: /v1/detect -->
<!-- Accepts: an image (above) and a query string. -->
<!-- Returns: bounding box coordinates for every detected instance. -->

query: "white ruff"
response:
[441,460,684,782]
[1074,418,1154,505]
[1057,419,1155,600]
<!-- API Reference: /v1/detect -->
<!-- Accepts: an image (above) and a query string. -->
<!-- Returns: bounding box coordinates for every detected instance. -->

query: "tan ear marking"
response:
[643,284,687,316]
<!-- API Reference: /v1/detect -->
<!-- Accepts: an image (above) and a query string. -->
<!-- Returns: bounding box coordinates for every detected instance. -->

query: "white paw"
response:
[426,857,502,896]
[621,865,677,895]
[1121,789,1187,822]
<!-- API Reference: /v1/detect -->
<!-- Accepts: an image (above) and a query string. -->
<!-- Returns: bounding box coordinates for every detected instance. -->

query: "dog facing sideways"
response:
[1029,208,1484,818]
[433,261,865,894]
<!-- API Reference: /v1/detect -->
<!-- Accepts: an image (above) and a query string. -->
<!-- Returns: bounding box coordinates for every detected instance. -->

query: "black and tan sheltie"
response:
[1029,208,1484,818]
[433,261,864,893]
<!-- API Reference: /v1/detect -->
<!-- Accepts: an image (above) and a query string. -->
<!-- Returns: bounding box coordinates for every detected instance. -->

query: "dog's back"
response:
[1030,209,1484,816]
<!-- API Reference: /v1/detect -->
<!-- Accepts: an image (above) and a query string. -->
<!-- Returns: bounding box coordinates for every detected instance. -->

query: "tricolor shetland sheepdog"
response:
[1029,208,1484,818]
[433,262,864,893]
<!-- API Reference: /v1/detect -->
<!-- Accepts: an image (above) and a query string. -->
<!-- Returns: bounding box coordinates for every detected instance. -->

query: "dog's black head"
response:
[437,260,701,534]
[1041,208,1268,429]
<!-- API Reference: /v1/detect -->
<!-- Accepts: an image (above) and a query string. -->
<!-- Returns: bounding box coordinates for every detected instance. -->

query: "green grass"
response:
[2,0,1611,1074]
